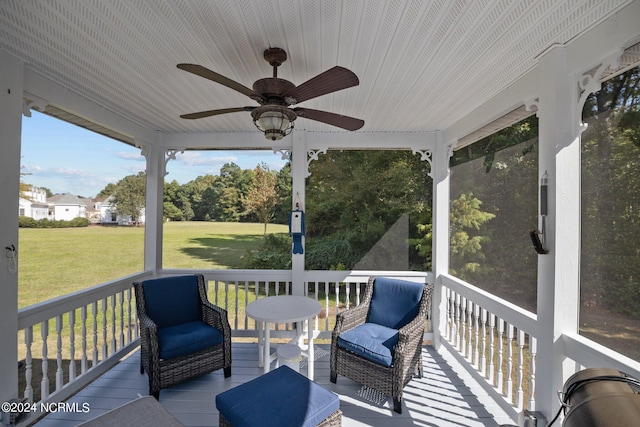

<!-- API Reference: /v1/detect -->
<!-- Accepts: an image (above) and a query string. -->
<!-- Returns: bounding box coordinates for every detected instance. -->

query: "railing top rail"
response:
[18,271,150,329]
[306,270,433,283]
[562,332,640,379]
[440,273,538,337]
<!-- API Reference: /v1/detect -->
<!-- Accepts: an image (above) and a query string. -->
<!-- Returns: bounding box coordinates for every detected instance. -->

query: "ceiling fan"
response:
[177,47,365,140]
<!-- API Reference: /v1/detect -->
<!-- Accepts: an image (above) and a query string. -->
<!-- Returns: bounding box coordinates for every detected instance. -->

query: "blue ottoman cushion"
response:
[216,366,340,427]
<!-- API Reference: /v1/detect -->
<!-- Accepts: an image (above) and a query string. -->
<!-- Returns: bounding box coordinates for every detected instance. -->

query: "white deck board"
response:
[33,343,516,426]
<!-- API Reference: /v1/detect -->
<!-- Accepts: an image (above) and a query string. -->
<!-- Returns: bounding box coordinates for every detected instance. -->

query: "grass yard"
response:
[18,221,288,308]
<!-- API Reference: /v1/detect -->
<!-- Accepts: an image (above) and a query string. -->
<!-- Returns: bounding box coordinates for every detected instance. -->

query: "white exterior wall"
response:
[54,204,85,221]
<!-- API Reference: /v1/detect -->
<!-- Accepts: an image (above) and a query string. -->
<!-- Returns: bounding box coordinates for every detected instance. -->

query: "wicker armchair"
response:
[133,274,231,398]
[330,276,433,413]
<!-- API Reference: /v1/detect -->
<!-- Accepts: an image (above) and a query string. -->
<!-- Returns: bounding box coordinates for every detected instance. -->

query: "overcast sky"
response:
[21,112,287,198]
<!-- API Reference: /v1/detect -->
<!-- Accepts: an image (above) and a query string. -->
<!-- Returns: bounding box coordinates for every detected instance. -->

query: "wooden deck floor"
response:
[33,343,516,426]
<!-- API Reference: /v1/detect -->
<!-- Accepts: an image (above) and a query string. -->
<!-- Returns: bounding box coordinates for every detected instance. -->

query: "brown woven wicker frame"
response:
[330,276,433,414]
[219,409,342,427]
[133,274,232,398]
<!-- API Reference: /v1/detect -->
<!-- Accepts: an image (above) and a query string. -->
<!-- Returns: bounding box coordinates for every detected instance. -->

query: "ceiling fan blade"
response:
[177,64,265,102]
[286,66,359,104]
[180,107,255,120]
[293,108,364,131]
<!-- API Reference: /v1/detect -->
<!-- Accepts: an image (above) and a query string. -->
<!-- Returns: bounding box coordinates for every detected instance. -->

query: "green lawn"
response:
[18,221,288,308]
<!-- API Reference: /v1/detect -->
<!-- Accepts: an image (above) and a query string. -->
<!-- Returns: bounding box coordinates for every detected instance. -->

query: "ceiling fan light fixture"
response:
[252,106,297,141]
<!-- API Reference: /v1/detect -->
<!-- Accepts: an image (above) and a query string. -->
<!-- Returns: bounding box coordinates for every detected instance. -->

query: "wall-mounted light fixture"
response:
[530,171,549,254]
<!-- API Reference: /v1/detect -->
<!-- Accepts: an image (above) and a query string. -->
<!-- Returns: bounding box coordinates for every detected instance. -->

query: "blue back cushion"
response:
[366,277,424,329]
[142,275,201,328]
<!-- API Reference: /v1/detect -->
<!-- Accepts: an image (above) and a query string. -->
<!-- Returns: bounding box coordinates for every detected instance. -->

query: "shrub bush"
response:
[243,234,292,269]
[18,216,90,228]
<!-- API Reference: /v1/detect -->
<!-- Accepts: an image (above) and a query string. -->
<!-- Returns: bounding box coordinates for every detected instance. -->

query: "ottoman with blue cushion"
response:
[216,366,342,427]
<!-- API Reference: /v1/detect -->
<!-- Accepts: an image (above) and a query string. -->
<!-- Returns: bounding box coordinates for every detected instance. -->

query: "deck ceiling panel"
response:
[0,0,634,137]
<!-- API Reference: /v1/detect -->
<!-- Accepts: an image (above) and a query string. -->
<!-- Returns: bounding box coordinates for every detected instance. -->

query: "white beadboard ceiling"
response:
[0,0,635,138]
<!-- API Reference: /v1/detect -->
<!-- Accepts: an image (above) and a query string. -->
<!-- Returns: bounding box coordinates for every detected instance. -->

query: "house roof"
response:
[51,193,84,206]
[0,1,636,145]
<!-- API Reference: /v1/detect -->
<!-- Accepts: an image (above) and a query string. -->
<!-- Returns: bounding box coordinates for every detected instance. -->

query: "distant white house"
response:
[50,193,87,221]
[18,187,50,220]
[97,195,145,225]
[19,188,144,225]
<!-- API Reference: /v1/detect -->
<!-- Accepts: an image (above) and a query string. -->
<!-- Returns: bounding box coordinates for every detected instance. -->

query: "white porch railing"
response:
[17,272,150,422]
[16,268,432,422]
[440,273,539,419]
[16,269,640,426]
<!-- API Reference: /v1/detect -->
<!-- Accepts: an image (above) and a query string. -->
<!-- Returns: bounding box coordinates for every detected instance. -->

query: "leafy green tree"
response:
[97,183,117,198]
[163,202,183,221]
[243,163,278,236]
[111,172,146,225]
[306,150,431,270]
[448,193,495,279]
[274,162,292,224]
[213,163,254,222]
[186,174,217,220]
[164,179,193,220]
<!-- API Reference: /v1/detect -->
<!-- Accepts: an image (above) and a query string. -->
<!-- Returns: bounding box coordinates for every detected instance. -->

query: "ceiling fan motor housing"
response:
[252,78,296,104]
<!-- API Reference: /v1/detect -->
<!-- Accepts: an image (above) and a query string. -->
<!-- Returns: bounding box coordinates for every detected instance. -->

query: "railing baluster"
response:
[119,291,125,347]
[55,314,63,390]
[506,324,514,402]
[244,281,249,329]
[466,299,473,360]
[24,326,33,402]
[41,320,49,400]
[447,289,455,341]
[516,329,525,410]
[102,298,108,359]
[111,295,117,354]
[488,313,495,384]
[460,297,467,355]
[454,293,461,349]
[496,318,504,393]
[92,301,99,366]
[81,305,88,373]
[335,282,340,314]
[529,337,537,411]
[473,303,480,369]
[324,282,330,331]
[345,282,351,310]
[213,279,219,306]
[127,288,134,343]
[480,308,487,376]
[69,309,76,382]
[234,281,239,330]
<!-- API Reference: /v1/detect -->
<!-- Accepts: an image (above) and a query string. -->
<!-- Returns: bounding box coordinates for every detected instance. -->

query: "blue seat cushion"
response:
[366,277,424,329]
[337,323,398,367]
[142,275,201,328]
[157,320,223,360]
[216,366,340,427]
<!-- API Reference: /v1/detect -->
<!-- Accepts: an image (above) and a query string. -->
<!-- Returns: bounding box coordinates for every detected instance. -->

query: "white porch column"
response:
[431,133,452,349]
[535,45,582,421]
[143,140,165,273]
[0,52,23,404]
[290,132,306,296]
